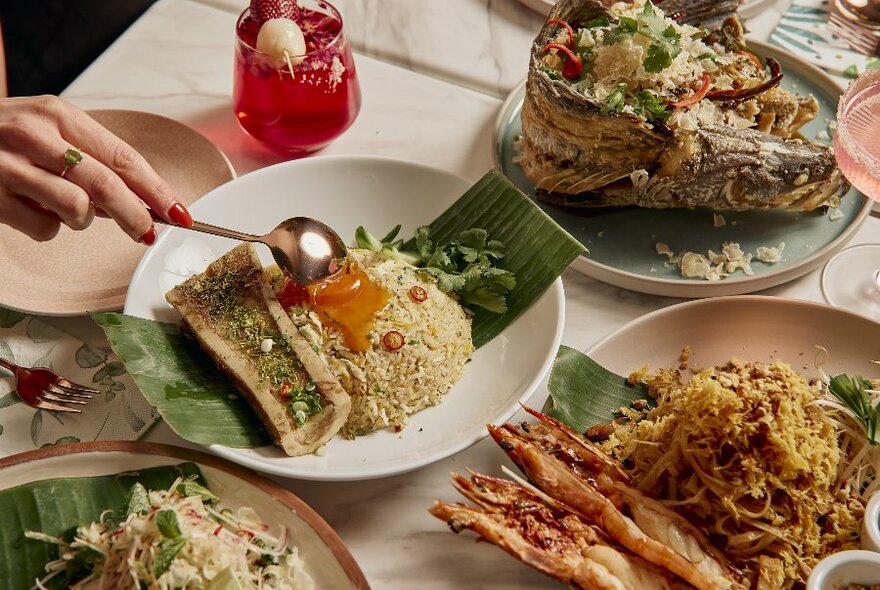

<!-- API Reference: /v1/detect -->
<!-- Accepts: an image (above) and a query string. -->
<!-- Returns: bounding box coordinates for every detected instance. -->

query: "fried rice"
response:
[286,249,474,438]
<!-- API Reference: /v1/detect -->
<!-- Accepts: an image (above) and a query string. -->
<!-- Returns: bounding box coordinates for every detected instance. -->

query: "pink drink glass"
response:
[233,0,361,155]
[821,68,880,318]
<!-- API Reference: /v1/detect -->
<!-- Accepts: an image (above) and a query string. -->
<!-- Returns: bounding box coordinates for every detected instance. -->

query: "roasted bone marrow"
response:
[518,0,849,211]
[165,243,351,456]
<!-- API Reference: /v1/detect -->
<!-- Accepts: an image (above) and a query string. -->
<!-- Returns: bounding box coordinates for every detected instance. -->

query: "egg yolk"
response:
[307,266,389,352]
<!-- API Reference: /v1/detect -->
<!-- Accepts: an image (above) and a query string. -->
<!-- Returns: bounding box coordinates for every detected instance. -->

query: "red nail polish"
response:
[168,203,194,228]
[139,227,156,245]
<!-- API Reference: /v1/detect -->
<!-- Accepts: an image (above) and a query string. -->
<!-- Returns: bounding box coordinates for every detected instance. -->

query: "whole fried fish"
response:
[517,0,849,211]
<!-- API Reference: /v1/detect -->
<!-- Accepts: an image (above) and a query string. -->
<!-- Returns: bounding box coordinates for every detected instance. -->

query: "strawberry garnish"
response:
[250,0,299,25]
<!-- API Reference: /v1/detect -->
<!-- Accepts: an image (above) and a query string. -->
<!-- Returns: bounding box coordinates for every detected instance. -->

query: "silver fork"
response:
[0,357,99,413]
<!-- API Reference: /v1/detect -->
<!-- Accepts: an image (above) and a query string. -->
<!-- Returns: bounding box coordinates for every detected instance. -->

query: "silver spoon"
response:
[150,211,348,284]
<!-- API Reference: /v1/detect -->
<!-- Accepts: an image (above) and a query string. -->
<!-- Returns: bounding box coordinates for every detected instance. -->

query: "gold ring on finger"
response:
[60,147,84,178]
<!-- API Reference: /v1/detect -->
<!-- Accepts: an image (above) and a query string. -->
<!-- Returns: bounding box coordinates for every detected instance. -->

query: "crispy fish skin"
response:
[602,126,845,210]
[518,0,849,211]
[519,63,672,195]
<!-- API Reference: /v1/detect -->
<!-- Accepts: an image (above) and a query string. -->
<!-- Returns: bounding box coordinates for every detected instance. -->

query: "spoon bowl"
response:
[263,217,349,284]
[151,211,348,284]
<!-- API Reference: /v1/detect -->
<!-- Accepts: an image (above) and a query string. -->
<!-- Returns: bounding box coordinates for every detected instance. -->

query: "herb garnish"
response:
[355,225,516,314]
[286,381,322,427]
[828,374,880,445]
[583,16,611,28]
[154,510,185,577]
[633,89,671,121]
[603,0,682,73]
[600,83,627,114]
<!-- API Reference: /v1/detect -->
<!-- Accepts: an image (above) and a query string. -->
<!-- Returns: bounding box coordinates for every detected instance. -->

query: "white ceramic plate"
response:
[588,296,880,381]
[0,441,370,589]
[514,0,773,19]
[125,156,565,481]
[495,41,870,298]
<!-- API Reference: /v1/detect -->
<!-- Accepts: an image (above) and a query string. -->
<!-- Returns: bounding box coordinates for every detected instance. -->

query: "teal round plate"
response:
[494,41,870,298]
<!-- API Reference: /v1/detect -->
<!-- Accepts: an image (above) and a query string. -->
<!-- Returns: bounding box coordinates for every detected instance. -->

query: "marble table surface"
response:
[32,0,877,588]
[196,0,794,97]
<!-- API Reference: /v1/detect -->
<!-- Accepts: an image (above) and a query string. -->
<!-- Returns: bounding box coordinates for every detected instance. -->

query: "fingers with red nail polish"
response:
[168,202,194,228]
[139,227,156,245]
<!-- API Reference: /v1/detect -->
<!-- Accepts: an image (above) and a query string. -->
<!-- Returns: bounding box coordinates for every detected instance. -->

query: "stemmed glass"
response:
[232,0,361,155]
[820,67,880,318]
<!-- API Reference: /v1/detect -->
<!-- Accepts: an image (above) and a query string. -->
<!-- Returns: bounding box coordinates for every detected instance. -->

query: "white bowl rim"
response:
[807,549,880,590]
[865,492,880,551]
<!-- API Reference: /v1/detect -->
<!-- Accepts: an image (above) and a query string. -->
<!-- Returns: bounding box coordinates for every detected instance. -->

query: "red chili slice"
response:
[382,330,405,351]
[541,43,583,80]
[671,73,711,108]
[706,57,782,104]
[278,383,293,398]
[736,50,764,71]
[545,18,575,47]
[409,285,428,302]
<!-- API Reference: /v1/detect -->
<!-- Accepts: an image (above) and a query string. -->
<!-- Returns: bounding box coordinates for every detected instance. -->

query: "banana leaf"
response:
[419,170,585,348]
[93,313,271,448]
[0,462,203,590]
[92,171,584,449]
[542,345,651,432]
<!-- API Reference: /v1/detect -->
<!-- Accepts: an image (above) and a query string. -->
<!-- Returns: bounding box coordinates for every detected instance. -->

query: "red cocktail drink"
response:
[233,1,361,155]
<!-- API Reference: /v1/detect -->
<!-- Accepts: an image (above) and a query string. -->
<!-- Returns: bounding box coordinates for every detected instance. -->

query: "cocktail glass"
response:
[233,0,361,155]
[821,67,880,318]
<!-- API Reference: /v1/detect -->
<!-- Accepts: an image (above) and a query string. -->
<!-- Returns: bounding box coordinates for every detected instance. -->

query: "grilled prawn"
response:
[518,0,848,211]
[430,473,692,590]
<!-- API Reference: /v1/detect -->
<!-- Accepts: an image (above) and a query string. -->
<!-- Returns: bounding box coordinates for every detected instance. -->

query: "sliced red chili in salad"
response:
[736,50,764,72]
[707,57,782,104]
[409,285,428,302]
[545,18,575,47]
[541,42,583,80]
[382,330,405,351]
[671,73,711,108]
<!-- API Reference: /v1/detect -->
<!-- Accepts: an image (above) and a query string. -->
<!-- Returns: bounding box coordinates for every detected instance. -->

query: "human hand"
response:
[0,95,193,243]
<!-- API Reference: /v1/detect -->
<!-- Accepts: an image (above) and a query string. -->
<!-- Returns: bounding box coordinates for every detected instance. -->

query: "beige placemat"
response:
[0,308,157,457]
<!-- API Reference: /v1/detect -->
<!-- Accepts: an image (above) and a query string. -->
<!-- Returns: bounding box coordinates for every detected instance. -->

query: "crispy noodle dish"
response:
[431,354,879,589]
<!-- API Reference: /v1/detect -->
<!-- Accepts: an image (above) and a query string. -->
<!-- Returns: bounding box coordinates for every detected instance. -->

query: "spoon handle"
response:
[148,208,262,242]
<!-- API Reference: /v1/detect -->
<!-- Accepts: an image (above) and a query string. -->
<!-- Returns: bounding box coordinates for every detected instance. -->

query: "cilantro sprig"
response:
[603,0,682,73]
[599,83,669,122]
[355,226,516,314]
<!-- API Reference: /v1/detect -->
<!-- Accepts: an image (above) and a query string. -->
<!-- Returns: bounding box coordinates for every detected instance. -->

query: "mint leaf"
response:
[154,537,186,578]
[125,483,150,516]
[156,509,182,539]
[177,480,219,503]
